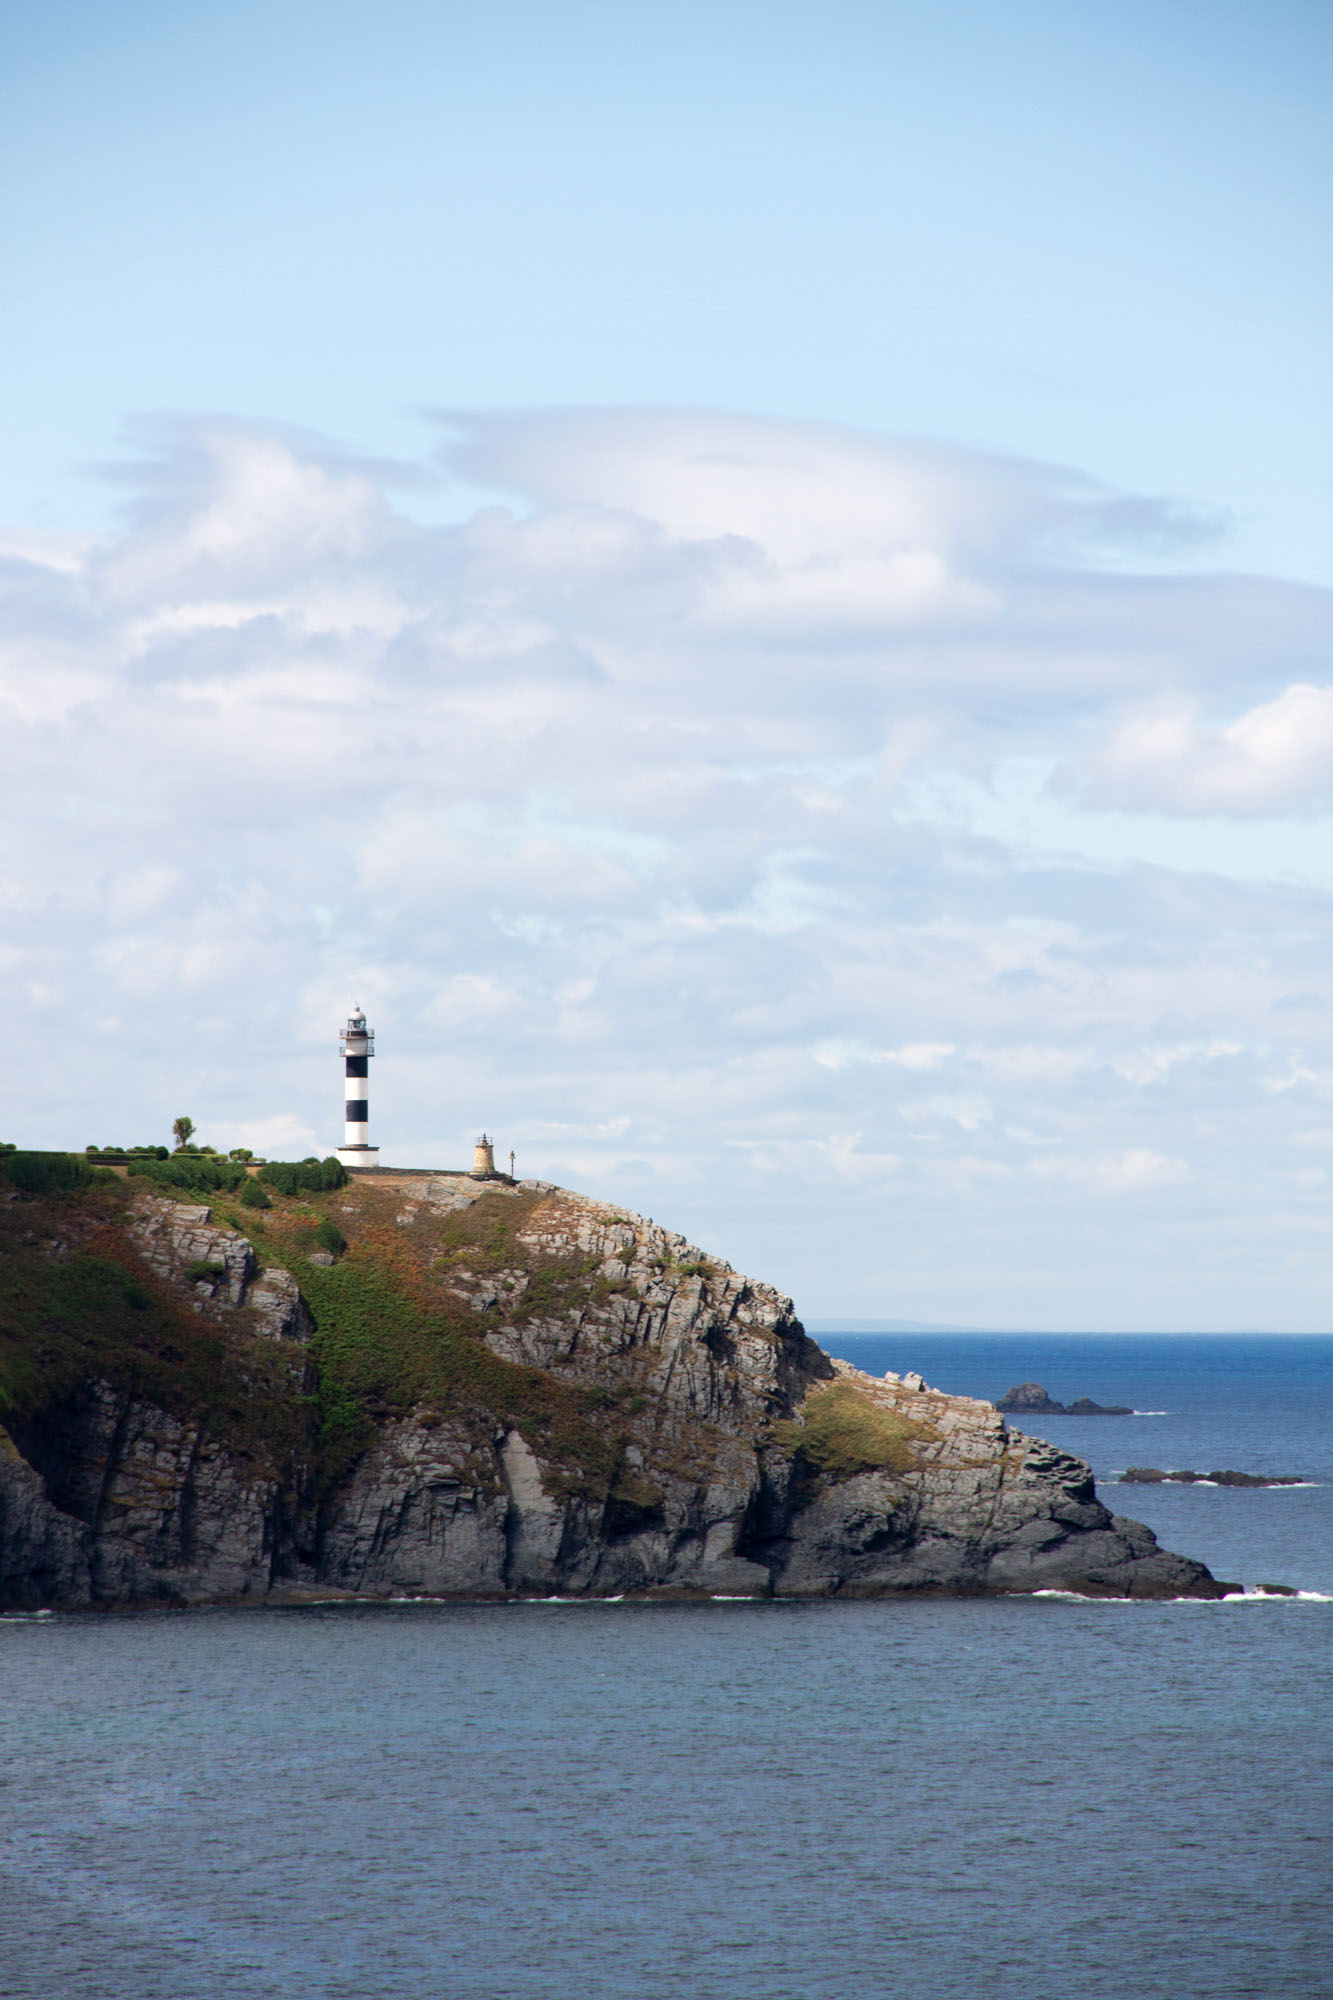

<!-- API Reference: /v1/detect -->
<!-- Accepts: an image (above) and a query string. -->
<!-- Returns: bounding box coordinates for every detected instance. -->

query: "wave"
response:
[1224,1588,1333,1603]
[1029,1588,1332,1605]
[519,1594,627,1604]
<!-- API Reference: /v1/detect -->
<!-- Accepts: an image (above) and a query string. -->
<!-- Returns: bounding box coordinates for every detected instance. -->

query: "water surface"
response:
[2,1336,1329,2000]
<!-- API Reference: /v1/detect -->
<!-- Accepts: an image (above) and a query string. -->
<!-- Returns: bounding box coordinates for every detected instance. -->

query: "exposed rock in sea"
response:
[1120,1467,1307,1488]
[0,1172,1234,1607]
[996,1382,1133,1416]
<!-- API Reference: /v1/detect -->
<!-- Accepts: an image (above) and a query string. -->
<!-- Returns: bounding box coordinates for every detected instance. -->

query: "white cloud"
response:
[900,1095,993,1132]
[1082,683,1333,814]
[5,407,1333,1324]
[815,1039,955,1071]
[208,1113,320,1157]
[1030,1149,1190,1194]
[1112,1040,1245,1087]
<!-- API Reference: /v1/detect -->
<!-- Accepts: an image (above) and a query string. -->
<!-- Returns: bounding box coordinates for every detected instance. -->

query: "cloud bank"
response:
[6,408,1333,1326]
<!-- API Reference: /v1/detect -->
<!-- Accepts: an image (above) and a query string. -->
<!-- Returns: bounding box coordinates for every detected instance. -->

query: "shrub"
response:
[184,1260,227,1284]
[0,1152,93,1195]
[258,1157,349,1196]
[239,1178,271,1210]
[128,1156,248,1194]
[229,1148,254,1163]
[314,1217,346,1257]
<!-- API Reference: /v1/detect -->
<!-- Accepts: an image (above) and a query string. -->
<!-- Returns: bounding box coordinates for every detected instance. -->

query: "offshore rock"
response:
[995,1382,1133,1416]
[1121,1466,1306,1488]
[0,1175,1232,1607]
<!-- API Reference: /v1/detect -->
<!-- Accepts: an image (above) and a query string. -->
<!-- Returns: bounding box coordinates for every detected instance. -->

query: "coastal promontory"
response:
[0,1160,1231,1607]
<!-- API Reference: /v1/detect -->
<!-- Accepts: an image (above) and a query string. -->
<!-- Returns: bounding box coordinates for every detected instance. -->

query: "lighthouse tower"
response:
[336,1007,380,1169]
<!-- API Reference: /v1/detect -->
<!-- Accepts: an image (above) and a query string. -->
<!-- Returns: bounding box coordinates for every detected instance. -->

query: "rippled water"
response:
[2,1337,1330,2000]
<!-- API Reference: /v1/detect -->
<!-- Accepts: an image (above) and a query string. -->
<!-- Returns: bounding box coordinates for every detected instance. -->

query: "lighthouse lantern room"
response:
[337,1007,380,1169]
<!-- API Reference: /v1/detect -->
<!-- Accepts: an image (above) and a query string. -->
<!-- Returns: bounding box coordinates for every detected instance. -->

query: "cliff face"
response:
[0,1172,1229,1607]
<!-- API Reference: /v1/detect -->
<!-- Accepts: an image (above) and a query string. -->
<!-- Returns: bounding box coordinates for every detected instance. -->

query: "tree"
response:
[172,1116,195,1152]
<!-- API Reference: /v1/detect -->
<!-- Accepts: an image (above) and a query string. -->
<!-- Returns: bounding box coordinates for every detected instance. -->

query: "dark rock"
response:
[1120,1466,1306,1488]
[1210,1469,1305,1488]
[995,1381,1060,1411]
[996,1383,1134,1416]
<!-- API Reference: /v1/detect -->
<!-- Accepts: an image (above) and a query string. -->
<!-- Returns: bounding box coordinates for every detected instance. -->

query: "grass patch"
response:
[289,1247,628,1502]
[0,1186,310,1474]
[772,1382,926,1482]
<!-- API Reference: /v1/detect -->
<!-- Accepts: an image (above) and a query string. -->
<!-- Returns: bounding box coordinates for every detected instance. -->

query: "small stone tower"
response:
[472,1133,495,1177]
[337,1007,380,1169]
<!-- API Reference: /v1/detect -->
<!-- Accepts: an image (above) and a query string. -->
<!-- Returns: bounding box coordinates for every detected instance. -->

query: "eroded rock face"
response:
[0,1374,299,1608]
[0,1193,316,1608]
[0,1179,1230,1606]
[755,1361,1220,1599]
[128,1195,311,1345]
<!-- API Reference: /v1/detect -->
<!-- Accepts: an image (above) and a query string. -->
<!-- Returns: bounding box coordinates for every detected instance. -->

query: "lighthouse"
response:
[336,1007,380,1169]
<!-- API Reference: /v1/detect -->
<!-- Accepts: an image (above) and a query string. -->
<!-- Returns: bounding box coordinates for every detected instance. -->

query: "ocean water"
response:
[1,1337,1329,2000]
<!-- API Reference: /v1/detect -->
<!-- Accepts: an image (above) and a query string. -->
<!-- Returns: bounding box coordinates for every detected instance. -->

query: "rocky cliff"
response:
[0,1169,1230,1607]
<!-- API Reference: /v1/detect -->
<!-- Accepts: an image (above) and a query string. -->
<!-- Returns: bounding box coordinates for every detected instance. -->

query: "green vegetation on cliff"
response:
[772,1380,926,1481]
[0,1174,656,1512]
[0,1184,307,1471]
[268,1184,638,1499]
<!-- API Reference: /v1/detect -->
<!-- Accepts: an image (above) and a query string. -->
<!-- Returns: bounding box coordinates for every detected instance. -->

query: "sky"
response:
[2,0,1332,1328]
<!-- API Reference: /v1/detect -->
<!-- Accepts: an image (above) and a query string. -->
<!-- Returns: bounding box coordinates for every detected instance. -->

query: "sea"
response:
[1,1333,1329,2000]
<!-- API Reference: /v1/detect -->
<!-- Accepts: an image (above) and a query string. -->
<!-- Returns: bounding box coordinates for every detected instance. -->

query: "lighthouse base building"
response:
[336,1007,381,1169]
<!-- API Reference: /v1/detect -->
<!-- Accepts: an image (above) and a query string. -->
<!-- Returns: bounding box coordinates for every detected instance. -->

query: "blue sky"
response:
[5,0,1330,577]
[3,2,1333,1325]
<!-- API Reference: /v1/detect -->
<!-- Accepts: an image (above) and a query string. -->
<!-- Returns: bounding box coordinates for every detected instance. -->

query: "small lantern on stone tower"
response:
[473,1133,495,1178]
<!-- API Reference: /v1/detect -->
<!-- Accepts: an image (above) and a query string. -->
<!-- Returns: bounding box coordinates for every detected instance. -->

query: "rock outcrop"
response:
[128,1194,310,1343]
[0,1172,1232,1607]
[996,1382,1133,1416]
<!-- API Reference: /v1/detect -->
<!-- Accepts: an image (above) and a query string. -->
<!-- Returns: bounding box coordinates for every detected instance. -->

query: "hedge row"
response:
[0,1151,94,1195]
[0,1148,349,1200]
[257,1157,348,1195]
[128,1157,250,1193]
